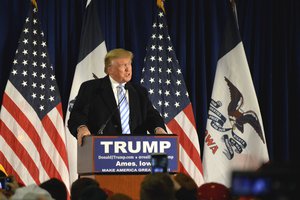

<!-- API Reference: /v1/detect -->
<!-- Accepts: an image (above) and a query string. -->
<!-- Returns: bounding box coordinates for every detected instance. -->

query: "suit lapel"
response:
[126,82,139,129]
[98,76,120,123]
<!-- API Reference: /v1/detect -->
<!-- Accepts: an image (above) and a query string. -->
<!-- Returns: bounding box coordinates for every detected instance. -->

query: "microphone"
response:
[97,84,128,135]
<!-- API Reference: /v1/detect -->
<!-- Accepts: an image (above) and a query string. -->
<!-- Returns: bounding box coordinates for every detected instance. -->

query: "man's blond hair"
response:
[104,48,133,74]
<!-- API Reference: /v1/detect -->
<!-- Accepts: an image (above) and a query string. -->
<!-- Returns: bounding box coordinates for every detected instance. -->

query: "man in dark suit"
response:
[68,48,166,145]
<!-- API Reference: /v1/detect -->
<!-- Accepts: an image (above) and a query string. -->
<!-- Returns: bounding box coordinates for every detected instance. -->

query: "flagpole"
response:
[230,0,239,29]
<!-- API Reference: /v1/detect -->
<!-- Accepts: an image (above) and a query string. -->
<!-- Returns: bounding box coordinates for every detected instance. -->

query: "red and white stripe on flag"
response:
[0,82,70,187]
[166,104,204,186]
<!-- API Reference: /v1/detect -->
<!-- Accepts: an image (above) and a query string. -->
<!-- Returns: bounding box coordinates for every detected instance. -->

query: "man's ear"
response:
[106,66,112,74]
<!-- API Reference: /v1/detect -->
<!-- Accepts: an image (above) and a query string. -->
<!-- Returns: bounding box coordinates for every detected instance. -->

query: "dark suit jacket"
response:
[68,76,166,137]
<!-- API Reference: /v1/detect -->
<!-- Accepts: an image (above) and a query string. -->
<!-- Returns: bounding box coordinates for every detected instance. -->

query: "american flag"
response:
[140,3,204,186]
[0,3,70,189]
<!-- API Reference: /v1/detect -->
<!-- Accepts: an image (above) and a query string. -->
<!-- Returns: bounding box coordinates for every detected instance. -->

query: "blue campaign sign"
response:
[92,135,178,174]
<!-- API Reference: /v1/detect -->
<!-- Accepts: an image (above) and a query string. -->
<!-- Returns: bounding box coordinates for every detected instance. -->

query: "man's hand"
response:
[77,125,91,146]
[154,127,167,134]
[2,175,19,198]
[171,174,182,191]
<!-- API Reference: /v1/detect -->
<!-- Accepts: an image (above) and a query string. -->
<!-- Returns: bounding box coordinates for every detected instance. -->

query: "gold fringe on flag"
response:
[156,0,166,13]
[31,0,38,9]
[0,164,8,176]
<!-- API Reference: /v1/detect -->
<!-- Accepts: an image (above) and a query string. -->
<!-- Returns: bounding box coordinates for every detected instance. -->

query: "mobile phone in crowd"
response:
[151,153,168,173]
[0,177,12,191]
[231,171,271,197]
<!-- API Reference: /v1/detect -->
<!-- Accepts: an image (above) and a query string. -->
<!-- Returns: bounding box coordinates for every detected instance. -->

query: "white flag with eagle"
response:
[65,0,107,183]
[202,1,269,187]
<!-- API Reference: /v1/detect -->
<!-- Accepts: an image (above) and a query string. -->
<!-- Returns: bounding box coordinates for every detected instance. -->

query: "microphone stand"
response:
[97,85,128,135]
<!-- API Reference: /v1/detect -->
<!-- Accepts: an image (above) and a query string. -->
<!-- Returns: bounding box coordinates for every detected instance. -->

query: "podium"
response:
[78,135,178,200]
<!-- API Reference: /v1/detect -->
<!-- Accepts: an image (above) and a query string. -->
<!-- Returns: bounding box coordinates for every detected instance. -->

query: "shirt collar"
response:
[109,76,126,89]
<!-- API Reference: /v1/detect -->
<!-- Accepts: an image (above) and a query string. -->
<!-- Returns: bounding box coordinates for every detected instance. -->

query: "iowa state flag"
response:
[202,1,269,187]
[65,0,107,183]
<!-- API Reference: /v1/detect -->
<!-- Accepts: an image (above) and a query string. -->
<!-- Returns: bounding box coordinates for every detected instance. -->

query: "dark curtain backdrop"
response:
[0,0,299,163]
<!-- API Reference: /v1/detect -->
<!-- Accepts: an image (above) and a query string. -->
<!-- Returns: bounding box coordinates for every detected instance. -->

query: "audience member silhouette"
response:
[173,173,198,200]
[78,185,107,200]
[10,184,54,200]
[70,177,100,200]
[40,178,67,200]
[140,173,176,200]
[197,182,231,200]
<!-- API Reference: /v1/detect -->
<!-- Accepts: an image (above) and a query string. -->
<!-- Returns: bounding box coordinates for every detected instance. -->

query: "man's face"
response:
[107,57,132,83]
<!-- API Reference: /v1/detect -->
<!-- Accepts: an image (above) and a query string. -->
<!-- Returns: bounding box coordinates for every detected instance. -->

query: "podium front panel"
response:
[78,135,178,175]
